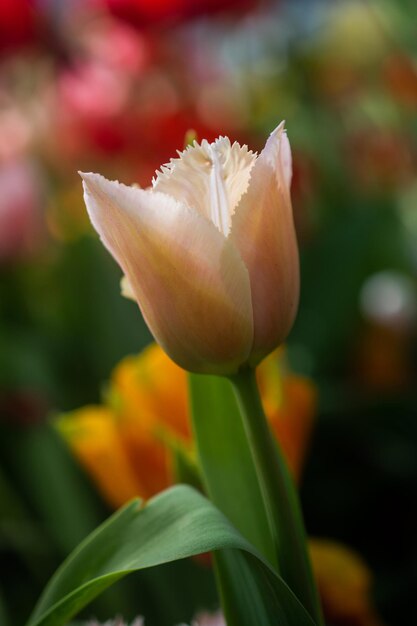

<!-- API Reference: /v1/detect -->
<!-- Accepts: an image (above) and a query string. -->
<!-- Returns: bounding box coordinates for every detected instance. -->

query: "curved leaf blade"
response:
[26,486,315,626]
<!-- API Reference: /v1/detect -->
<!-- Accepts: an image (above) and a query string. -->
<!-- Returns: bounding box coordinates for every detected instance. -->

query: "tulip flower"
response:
[81,122,299,374]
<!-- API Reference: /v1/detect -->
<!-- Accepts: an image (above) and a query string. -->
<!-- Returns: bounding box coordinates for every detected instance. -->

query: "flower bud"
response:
[81,123,299,374]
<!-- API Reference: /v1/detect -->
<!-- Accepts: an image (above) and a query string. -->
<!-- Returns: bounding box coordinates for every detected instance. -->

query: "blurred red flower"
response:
[103,0,260,27]
[0,0,38,53]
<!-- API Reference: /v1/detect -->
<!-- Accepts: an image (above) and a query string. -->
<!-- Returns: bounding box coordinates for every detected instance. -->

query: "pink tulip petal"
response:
[230,123,299,364]
[81,173,253,374]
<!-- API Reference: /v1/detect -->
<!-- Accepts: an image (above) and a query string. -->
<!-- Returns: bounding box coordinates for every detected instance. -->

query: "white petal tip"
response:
[270,120,286,138]
[79,172,129,198]
[79,171,103,191]
[78,171,94,181]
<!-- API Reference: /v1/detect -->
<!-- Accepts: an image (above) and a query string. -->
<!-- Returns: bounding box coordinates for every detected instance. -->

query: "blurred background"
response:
[1,0,417,624]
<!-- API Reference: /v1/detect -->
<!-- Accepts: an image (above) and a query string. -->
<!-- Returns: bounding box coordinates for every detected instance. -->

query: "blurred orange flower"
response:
[57,343,316,507]
[309,539,385,626]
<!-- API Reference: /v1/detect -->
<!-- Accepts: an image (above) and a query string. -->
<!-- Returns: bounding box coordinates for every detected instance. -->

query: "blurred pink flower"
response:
[86,617,144,626]
[0,107,32,161]
[42,58,132,160]
[81,16,150,75]
[85,613,224,626]
[0,159,42,261]
[191,611,225,626]
[58,61,129,119]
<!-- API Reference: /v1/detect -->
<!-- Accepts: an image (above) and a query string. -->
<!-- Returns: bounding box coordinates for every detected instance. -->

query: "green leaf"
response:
[26,485,315,626]
[214,550,316,626]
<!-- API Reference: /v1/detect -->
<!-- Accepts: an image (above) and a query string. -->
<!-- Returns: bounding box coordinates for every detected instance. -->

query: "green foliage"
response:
[26,486,315,626]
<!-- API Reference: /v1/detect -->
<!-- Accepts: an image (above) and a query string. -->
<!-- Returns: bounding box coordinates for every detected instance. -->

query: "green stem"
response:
[229,368,323,626]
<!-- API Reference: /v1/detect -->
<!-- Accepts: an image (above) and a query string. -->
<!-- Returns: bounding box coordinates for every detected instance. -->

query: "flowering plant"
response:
[26,125,327,626]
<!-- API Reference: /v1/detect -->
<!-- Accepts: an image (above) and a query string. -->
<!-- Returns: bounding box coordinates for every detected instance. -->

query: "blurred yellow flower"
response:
[57,406,143,506]
[57,343,316,507]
